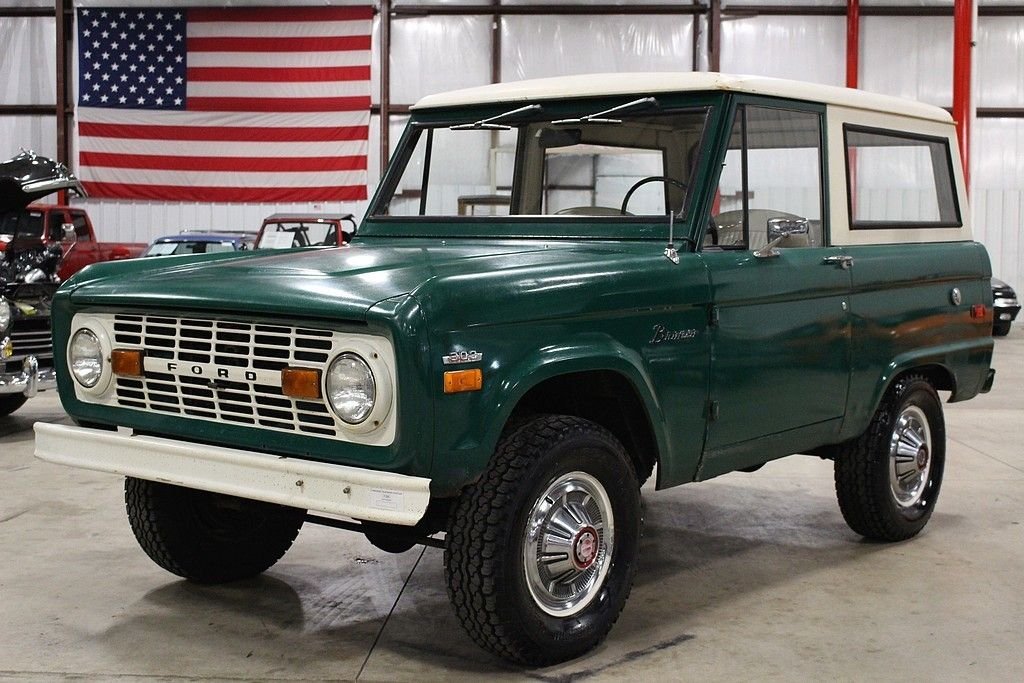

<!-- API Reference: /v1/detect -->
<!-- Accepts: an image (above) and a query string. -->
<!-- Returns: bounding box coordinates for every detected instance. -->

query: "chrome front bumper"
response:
[0,354,58,396]
[34,422,431,526]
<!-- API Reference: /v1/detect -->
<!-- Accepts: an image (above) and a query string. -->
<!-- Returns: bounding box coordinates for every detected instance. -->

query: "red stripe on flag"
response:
[81,182,368,203]
[188,66,371,83]
[187,36,371,53]
[187,96,372,112]
[79,121,369,142]
[81,152,367,173]
[189,6,375,23]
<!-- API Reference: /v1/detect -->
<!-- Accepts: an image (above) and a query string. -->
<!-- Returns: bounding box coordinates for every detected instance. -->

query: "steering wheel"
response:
[620,175,688,216]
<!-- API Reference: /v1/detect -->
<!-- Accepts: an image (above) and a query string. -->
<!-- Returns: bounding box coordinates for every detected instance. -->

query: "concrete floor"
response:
[2,332,1022,682]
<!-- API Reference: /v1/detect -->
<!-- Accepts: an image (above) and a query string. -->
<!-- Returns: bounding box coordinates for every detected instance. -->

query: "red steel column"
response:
[952,0,974,188]
[379,0,391,172]
[846,0,859,88]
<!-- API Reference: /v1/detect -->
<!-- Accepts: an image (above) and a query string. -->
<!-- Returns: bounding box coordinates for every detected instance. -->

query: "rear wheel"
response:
[834,375,945,541]
[0,395,28,417]
[125,477,305,583]
[445,415,642,665]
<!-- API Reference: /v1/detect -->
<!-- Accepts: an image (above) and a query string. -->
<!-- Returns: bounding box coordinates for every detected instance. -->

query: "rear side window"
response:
[844,126,960,229]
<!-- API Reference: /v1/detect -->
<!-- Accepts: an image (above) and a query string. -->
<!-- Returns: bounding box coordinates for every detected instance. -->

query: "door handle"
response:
[823,255,854,270]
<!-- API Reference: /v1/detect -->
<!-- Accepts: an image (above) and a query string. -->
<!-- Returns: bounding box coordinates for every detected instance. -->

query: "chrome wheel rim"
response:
[523,471,614,617]
[889,405,933,508]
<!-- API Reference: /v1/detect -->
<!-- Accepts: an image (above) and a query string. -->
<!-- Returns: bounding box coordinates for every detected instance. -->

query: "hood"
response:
[64,238,600,321]
[0,150,86,212]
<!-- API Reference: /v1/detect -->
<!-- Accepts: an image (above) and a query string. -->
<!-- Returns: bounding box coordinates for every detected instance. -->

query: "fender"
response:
[840,337,993,441]
[428,337,691,495]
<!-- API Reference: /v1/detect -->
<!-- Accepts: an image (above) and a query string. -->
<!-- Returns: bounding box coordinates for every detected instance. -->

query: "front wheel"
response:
[125,478,306,583]
[834,375,946,541]
[993,321,1011,337]
[445,415,642,666]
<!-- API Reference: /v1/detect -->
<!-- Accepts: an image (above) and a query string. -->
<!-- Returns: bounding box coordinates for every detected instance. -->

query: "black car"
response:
[992,277,1020,337]
[0,151,84,417]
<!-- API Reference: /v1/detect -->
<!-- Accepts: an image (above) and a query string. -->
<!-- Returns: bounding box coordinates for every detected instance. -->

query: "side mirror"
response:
[767,217,810,241]
[61,223,77,243]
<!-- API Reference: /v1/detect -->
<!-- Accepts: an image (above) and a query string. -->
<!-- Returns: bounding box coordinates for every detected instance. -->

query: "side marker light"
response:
[444,369,483,394]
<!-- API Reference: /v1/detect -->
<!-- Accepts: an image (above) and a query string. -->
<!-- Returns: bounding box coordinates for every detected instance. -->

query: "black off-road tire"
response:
[125,477,306,583]
[992,321,1011,337]
[834,375,945,541]
[444,415,642,666]
[0,394,28,417]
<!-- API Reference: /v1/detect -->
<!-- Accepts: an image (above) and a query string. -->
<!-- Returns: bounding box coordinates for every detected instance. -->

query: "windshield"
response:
[373,106,710,221]
[0,209,44,241]
[257,221,340,249]
[143,240,237,257]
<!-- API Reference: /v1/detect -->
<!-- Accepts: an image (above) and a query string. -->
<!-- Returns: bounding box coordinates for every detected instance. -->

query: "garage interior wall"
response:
[1,0,1022,289]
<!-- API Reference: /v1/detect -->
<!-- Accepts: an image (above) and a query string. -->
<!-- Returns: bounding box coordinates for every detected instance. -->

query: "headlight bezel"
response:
[68,321,113,395]
[323,341,394,434]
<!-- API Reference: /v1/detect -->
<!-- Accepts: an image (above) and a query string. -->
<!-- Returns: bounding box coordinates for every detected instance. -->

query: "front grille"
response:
[7,317,54,370]
[110,313,349,439]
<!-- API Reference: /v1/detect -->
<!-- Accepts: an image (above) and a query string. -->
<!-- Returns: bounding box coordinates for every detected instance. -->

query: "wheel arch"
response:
[840,357,956,444]
[491,352,668,487]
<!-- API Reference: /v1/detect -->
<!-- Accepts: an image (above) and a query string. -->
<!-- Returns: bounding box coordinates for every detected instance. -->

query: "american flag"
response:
[76,6,372,203]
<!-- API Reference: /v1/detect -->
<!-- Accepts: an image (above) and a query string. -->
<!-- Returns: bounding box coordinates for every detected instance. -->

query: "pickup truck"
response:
[1,155,144,282]
[35,74,995,665]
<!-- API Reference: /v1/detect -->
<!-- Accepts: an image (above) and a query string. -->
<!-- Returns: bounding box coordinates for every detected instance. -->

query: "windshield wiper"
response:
[450,104,543,130]
[552,97,659,125]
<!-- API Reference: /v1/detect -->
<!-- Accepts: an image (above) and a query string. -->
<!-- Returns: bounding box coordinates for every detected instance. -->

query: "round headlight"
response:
[326,353,376,424]
[70,329,104,388]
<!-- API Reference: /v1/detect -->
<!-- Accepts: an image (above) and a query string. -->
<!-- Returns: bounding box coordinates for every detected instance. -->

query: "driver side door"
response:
[699,102,852,477]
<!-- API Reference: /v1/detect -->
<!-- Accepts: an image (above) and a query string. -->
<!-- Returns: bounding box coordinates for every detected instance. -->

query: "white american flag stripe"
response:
[78,136,368,159]
[187,81,372,99]
[187,51,371,69]
[77,107,368,128]
[187,20,373,39]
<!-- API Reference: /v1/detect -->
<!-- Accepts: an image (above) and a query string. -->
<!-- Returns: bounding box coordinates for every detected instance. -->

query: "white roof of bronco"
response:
[413,72,952,124]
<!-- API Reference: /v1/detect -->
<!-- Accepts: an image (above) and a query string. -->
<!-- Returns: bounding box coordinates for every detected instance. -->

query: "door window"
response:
[71,213,92,240]
[711,105,824,249]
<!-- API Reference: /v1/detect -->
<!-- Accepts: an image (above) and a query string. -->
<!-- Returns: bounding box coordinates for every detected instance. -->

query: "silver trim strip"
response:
[34,423,431,526]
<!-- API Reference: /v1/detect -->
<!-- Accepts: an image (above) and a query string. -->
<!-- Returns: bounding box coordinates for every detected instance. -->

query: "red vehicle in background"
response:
[0,202,144,281]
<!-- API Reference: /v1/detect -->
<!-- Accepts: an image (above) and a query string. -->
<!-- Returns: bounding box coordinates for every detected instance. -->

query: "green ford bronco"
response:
[36,73,995,665]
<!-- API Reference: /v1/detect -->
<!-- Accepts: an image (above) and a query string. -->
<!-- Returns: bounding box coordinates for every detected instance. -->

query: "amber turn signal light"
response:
[444,369,483,394]
[111,349,144,377]
[282,367,322,400]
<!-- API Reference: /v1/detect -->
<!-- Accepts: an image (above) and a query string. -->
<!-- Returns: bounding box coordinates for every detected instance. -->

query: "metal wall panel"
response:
[720,16,845,86]
[502,15,694,81]
[974,117,1024,289]
[0,17,56,105]
[861,16,953,106]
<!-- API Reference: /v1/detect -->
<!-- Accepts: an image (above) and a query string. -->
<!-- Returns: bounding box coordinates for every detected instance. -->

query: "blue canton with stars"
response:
[78,7,187,110]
